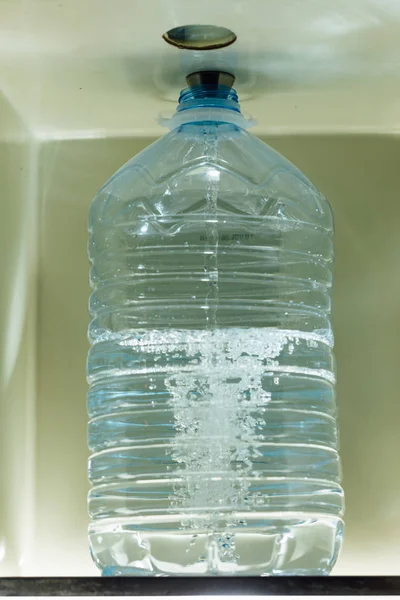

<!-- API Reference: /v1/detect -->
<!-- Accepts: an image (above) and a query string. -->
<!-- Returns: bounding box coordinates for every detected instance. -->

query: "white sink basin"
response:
[1,0,400,576]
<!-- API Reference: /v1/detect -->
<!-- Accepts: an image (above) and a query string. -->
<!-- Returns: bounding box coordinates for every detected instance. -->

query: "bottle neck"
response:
[160,83,252,130]
[177,84,241,114]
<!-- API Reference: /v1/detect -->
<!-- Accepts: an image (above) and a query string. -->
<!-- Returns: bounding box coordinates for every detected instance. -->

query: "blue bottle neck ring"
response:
[177,84,241,114]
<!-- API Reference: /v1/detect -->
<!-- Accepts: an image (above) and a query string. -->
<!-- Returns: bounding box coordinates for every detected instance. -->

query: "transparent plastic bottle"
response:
[87,72,344,576]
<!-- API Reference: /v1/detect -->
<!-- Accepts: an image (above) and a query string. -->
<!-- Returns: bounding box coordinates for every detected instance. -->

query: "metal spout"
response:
[186,71,235,89]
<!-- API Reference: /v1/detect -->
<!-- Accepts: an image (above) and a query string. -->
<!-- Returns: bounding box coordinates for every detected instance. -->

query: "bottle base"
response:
[91,514,343,577]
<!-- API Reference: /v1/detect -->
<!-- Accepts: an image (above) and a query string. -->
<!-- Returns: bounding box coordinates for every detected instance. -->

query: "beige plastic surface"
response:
[1,0,400,576]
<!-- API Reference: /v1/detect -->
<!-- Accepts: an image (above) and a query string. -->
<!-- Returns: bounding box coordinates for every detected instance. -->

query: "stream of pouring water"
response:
[166,124,252,569]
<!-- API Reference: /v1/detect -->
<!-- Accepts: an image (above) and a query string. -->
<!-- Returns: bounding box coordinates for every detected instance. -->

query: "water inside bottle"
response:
[88,325,342,575]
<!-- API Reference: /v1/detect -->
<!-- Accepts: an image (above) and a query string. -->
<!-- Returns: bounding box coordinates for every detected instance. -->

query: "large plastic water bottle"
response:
[87,71,344,576]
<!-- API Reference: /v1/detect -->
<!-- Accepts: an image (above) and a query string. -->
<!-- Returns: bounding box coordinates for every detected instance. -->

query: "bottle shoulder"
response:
[90,124,333,232]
